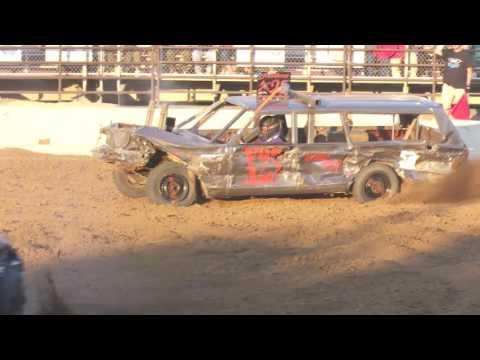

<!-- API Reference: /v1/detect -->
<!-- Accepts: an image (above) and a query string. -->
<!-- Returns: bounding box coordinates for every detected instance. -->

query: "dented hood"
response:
[134,127,211,149]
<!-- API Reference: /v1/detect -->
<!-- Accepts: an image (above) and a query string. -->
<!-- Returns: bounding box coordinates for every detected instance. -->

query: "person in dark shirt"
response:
[435,45,474,111]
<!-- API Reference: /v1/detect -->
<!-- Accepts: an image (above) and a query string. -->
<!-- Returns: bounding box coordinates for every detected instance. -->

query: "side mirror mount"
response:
[427,143,440,152]
[166,117,176,132]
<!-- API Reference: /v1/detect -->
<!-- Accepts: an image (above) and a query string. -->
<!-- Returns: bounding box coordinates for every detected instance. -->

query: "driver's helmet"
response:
[258,115,285,142]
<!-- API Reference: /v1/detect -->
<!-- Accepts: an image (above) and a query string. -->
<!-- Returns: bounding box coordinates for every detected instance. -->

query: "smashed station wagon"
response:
[93,92,468,206]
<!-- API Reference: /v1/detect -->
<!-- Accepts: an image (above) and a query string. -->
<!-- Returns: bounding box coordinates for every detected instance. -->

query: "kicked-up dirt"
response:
[3,148,480,314]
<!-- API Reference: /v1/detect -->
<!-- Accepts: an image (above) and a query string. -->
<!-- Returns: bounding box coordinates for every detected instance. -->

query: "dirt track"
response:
[3,148,480,314]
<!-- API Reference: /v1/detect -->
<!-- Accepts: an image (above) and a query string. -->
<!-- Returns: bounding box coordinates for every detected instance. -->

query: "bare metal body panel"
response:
[92,94,468,199]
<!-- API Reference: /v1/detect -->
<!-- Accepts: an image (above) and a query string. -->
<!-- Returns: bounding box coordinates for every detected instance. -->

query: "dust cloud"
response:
[394,160,480,204]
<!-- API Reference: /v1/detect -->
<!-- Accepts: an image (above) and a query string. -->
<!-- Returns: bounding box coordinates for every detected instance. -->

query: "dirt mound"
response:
[3,148,480,314]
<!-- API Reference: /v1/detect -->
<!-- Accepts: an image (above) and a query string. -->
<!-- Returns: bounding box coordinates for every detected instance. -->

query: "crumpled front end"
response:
[92,123,156,168]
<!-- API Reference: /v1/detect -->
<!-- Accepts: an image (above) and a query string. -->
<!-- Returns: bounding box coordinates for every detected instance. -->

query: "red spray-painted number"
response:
[302,153,343,171]
[243,147,283,185]
[258,79,282,95]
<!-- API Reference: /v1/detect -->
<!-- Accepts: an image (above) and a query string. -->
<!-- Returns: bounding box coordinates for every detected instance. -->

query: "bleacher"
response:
[0,45,478,105]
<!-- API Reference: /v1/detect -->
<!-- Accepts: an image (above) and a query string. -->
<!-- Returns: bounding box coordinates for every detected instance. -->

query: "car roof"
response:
[226,94,440,114]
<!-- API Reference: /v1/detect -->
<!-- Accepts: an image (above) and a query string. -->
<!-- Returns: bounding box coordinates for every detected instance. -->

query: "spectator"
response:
[434,45,474,111]
[22,45,45,73]
[174,46,193,74]
[406,45,419,78]
[312,45,344,76]
[327,45,345,76]
[88,45,100,74]
[192,45,216,74]
[352,45,366,76]
[163,46,177,73]
[285,45,305,74]
[473,45,480,78]
[364,45,377,76]
[121,45,141,73]
[218,45,236,74]
[413,45,435,77]
[103,45,117,73]
[374,45,406,77]
[158,46,193,74]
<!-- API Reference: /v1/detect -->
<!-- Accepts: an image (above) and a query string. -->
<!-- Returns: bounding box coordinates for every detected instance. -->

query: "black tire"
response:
[146,162,197,206]
[352,164,400,203]
[112,168,146,198]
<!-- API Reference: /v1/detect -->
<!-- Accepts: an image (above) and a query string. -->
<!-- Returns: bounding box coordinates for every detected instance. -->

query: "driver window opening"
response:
[241,113,293,145]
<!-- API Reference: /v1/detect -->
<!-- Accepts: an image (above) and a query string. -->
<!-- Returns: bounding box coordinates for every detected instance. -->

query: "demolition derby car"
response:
[93,92,468,206]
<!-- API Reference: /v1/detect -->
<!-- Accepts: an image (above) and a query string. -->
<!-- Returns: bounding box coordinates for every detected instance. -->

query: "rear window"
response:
[310,113,347,143]
[304,112,442,144]
[345,113,430,143]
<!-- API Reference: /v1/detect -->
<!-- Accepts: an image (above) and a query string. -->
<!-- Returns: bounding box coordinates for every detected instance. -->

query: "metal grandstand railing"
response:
[0,45,478,102]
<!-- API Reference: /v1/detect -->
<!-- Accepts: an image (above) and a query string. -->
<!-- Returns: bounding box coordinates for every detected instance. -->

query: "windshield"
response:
[175,101,223,130]
[177,101,248,142]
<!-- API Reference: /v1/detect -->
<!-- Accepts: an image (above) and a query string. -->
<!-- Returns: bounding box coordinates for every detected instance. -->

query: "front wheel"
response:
[352,164,400,203]
[146,162,198,206]
[112,167,146,198]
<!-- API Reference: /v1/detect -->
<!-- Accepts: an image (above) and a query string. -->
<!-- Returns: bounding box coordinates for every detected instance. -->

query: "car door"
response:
[226,112,301,197]
[295,112,352,193]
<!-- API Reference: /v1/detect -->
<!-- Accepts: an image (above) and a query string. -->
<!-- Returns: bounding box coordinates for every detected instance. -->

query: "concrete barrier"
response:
[0,101,208,156]
[1,100,480,159]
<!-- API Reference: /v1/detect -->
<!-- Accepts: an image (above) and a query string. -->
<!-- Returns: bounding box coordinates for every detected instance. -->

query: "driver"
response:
[253,115,287,145]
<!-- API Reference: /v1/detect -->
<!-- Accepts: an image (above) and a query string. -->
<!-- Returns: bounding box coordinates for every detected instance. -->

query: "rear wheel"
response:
[112,167,146,198]
[146,162,197,206]
[353,164,400,203]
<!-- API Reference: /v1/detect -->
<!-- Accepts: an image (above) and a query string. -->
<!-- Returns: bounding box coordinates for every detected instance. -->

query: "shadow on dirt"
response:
[19,204,480,315]
[203,193,351,204]
[35,270,72,315]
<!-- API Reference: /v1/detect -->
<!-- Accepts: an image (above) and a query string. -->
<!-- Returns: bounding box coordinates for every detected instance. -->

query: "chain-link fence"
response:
[0,45,157,76]
[0,45,477,77]
[0,45,478,102]
[356,46,447,78]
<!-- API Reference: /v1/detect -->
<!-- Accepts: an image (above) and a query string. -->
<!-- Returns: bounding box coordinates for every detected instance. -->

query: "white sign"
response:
[235,45,285,68]
[0,49,21,62]
[352,45,365,68]
[313,45,365,67]
[314,45,344,65]
[399,150,419,170]
[45,45,92,62]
